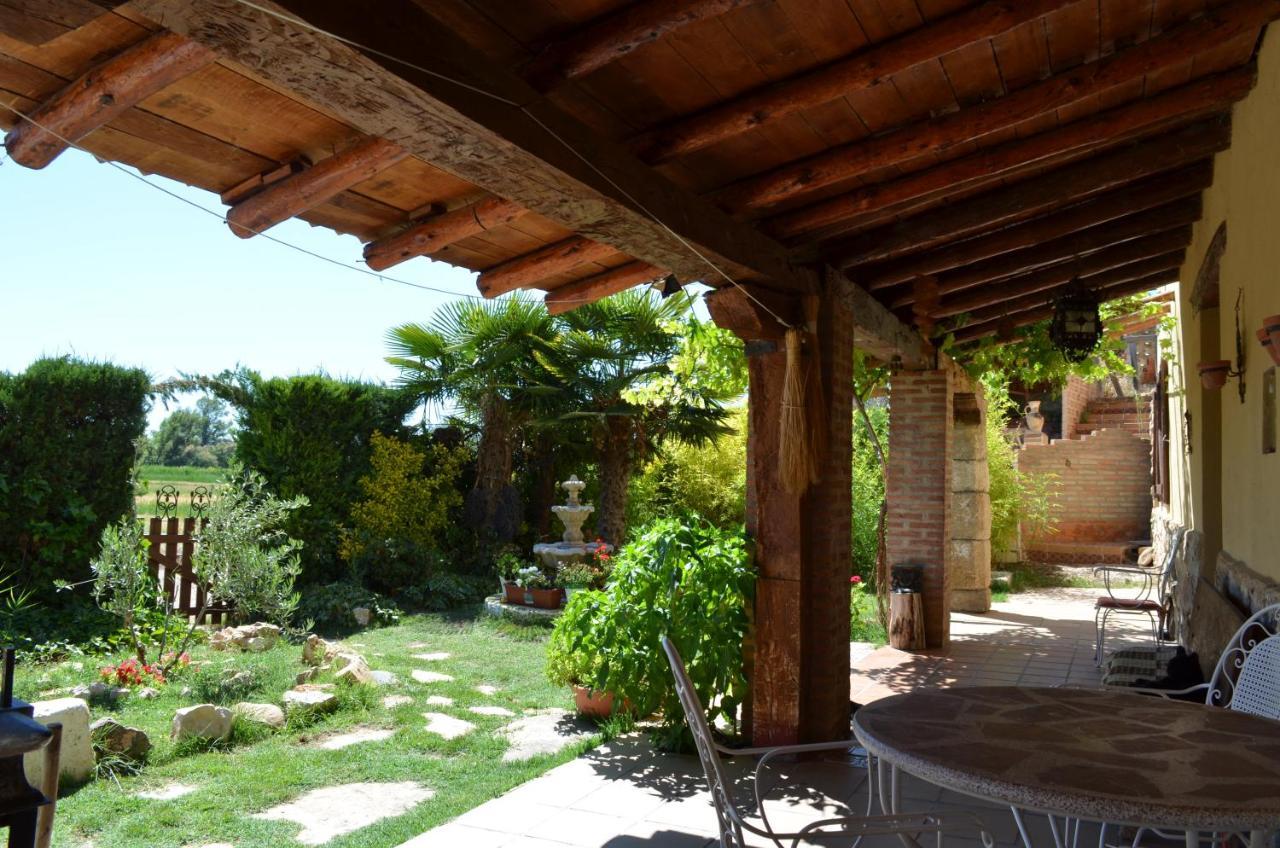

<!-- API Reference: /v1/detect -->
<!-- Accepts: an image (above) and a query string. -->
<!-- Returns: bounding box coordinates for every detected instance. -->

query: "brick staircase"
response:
[1072,395,1151,440]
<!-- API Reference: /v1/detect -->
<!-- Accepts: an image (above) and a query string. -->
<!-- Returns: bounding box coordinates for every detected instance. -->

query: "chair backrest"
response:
[1206,603,1280,718]
[661,635,744,848]
[1157,527,1186,601]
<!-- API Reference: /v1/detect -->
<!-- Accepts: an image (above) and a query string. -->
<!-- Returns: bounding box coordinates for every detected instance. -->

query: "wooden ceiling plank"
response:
[0,0,110,45]
[364,196,528,271]
[523,0,757,91]
[889,202,1200,307]
[4,29,215,168]
[636,0,1079,163]
[768,66,1251,241]
[832,118,1227,267]
[478,236,620,298]
[714,0,1276,212]
[544,260,666,314]
[225,136,408,237]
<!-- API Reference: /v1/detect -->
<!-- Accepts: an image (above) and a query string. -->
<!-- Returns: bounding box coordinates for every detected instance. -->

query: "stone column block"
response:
[24,697,93,787]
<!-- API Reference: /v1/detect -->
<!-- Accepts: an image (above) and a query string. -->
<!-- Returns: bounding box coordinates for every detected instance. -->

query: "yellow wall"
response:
[1167,26,1280,577]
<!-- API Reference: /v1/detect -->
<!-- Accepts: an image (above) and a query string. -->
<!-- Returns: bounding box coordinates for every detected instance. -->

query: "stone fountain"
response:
[532,475,610,569]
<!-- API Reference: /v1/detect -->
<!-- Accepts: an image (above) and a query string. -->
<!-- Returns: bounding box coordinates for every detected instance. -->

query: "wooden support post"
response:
[477,236,618,298]
[226,136,407,237]
[364,196,528,271]
[3,30,215,169]
[524,0,756,91]
[544,261,665,314]
[714,0,1277,212]
[856,170,1211,290]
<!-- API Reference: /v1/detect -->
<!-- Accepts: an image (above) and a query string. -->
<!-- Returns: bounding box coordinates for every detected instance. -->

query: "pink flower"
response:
[850,575,862,584]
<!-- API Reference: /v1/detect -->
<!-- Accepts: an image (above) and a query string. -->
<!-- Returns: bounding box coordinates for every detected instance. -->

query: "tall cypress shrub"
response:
[0,358,150,601]
[203,370,417,584]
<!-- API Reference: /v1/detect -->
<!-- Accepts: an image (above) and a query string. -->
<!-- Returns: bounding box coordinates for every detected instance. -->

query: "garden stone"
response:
[234,702,285,729]
[284,687,337,715]
[253,781,432,845]
[370,670,397,686]
[23,698,92,787]
[498,709,594,762]
[137,687,161,700]
[382,695,413,709]
[411,670,453,684]
[474,685,498,696]
[352,606,371,626]
[313,727,394,750]
[332,652,373,685]
[411,652,450,662]
[171,704,233,742]
[211,622,280,652]
[422,712,474,740]
[90,717,151,762]
[425,695,453,707]
[469,706,515,717]
[302,634,339,666]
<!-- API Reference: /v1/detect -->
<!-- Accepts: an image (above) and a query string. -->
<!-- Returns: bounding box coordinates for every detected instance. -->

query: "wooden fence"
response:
[143,517,230,625]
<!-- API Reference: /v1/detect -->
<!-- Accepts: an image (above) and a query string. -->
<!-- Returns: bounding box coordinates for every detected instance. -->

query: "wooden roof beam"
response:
[949,269,1181,345]
[769,67,1253,242]
[856,166,1212,290]
[833,119,1227,267]
[364,196,528,272]
[544,262,666,315]
[523,0,757,92]
[635,0,1079,163]
[715,0,1276,213]
[226,137,408,238]
[3,30,215,169]
[888,204,1201,309]
[478,236,620,298]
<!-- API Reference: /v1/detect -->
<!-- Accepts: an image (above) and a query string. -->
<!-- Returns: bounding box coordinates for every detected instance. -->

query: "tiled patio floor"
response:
[400,589,1156,848]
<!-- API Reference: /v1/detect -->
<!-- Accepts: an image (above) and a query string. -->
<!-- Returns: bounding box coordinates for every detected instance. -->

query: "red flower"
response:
[850,575,862,584]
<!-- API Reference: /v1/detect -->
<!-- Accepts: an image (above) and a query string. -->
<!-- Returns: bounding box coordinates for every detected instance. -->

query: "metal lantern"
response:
[1049,286,1101,363]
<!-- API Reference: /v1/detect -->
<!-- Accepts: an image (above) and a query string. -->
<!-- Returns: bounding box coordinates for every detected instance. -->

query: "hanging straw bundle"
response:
[778,327,816,494]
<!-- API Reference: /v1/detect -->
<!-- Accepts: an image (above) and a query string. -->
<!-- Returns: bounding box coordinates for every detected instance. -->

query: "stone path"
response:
[422,712,475,740]
[136,782,197,800]
[411,670,453,684]
[469,705,515,717]
[312,727,395,750]
[426,695,454,706]
[254,782,432,845]
[383,695,414,709]
[499,709,595,762]
[412,652,450,661]
[474,684,498,695]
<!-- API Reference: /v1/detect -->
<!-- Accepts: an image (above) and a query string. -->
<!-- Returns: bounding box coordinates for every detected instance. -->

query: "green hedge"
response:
[203,370,419,584]
[0,358,150,601]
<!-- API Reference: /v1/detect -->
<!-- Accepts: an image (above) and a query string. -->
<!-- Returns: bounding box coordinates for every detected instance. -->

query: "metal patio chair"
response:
[1093,528,1185,665]
[661,635,993,848]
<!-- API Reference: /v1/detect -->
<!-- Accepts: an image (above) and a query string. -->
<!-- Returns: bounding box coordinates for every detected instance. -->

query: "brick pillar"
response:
[887,368,954,649]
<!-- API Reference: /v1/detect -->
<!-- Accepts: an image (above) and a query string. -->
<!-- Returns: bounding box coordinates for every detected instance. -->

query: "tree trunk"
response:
[596,420,633,545]
[529,434,558,539]
[471,397,517,541]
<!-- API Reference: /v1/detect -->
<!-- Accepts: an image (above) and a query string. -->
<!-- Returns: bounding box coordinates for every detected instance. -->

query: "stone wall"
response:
[950,391,991,613]
[1019,428,1152,544]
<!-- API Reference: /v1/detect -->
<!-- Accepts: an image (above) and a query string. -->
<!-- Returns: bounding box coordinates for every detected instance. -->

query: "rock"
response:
[474,685,498,696]
[499,709,595,762]
[469,705,515,717]
[352,606,371,626]
[369,670,398,686]
[421,712,474,740]
[410,670,453,684]
[23,698,92,786]
[425,695,453,707]
[296,668,320,685]
[311,727,394,750]
[180,686,193,698]
[171,704,233,742]
[233,702,285,730]
[284,687,337,715]
[382,695,413,709]
[411,652,450,662]
[90,717,151,762]
[210,622,281,653]
[253,782,432,845]
[70,681,110,700]
[302,634,339,666]
[223,671,255,690]
[136,687,161,700]
[332,652,373,685]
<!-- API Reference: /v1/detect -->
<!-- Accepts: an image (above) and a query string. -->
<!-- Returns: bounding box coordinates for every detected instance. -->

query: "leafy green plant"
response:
[87,519,163,663]
[629,407,746,530]
[514,564,551,589]
[397,573,492,611]
[981,375,1059,556]
[555,562,598,589]
[848,576,886,644]
[545,515,752,749]
[190,664,261,704]
[296,582,401,634]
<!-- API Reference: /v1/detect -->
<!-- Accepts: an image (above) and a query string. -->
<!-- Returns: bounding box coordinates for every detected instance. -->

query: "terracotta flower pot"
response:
[1258,328,1280,367]
[1263,314,1280,334]
[573,685,616,718]
[502,582,525,605]
[1198,359,1232,391]
[526,587,565,609]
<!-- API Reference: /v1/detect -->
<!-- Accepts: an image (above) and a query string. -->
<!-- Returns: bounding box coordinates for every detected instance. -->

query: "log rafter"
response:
[544,261,666,314]
[713,0,1277,213]
[3,29,215,169]
[478,236,619,298]
[364,196,528,272]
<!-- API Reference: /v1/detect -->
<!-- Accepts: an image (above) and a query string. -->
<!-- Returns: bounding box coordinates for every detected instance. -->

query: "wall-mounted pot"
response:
[1197,359,1232,390]
[1258,328,1280,368]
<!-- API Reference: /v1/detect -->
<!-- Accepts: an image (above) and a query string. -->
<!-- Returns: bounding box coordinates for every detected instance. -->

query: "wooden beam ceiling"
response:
[712,0,1277,215]
[544,262,665,315]
[633,0,1079,163]
[855,166,1213,290]
[3,30,214,168]
[834,119,1227,267]
[478,236,619,298]
[363,196,529,272]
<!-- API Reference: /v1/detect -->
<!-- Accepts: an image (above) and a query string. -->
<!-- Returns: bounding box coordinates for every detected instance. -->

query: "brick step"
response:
[1026,540,1147,565]
[1086,397,1150,411]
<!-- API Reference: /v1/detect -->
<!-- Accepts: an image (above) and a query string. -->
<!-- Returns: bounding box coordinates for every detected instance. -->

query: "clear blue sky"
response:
[0,149,485,428]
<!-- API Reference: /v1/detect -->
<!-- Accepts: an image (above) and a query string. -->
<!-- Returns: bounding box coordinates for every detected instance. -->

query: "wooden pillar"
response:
[708,276,853,745]
[886,367,955,649]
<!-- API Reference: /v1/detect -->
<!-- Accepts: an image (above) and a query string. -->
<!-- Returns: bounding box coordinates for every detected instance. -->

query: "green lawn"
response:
[21,612,597,848]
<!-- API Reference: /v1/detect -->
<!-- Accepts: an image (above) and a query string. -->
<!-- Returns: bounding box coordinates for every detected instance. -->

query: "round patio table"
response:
[852,686,1280,848]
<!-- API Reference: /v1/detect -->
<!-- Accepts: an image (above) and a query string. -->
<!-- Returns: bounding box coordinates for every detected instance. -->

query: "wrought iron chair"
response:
[661,635,993,848]
[1093,528,1185,665]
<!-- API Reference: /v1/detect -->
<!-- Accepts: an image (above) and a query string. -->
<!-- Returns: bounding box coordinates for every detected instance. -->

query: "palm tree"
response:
[386,296,558,542]
[543,290,732,544]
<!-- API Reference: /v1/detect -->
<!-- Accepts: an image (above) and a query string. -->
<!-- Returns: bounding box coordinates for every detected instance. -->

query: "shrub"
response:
[201,370,419,584]
[396,573,492,611]
[296,582,401,634]
[545,515,752,749]
[851,402,888,580]
[189,664,261,704]
[87,519,160,663]
[981,376,1058,556]
[628,408,746,530]
[0,357,149,602]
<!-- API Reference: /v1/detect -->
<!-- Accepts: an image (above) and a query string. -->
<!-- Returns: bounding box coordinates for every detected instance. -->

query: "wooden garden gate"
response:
[143,517,229,624]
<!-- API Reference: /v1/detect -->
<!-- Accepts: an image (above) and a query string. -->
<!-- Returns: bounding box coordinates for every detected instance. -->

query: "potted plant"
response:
[545,591,619,719]
[495,550,525,605]
[515,564,564,609]
[1197,359,1232,390]
[556,562,598,599]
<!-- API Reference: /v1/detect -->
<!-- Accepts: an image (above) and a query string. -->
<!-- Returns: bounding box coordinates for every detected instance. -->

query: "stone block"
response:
[951,427,987,462]
[171,704,233,742]
[950,587,991,613]
[24,697,93,787]
[949,538,992,589]
[90,717,151,762]
[951,459,989,493]
[234,702,285,729]
[950,494,991,541]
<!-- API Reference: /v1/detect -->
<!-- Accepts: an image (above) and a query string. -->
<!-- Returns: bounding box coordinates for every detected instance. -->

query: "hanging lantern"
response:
[1049,284,1101,363]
